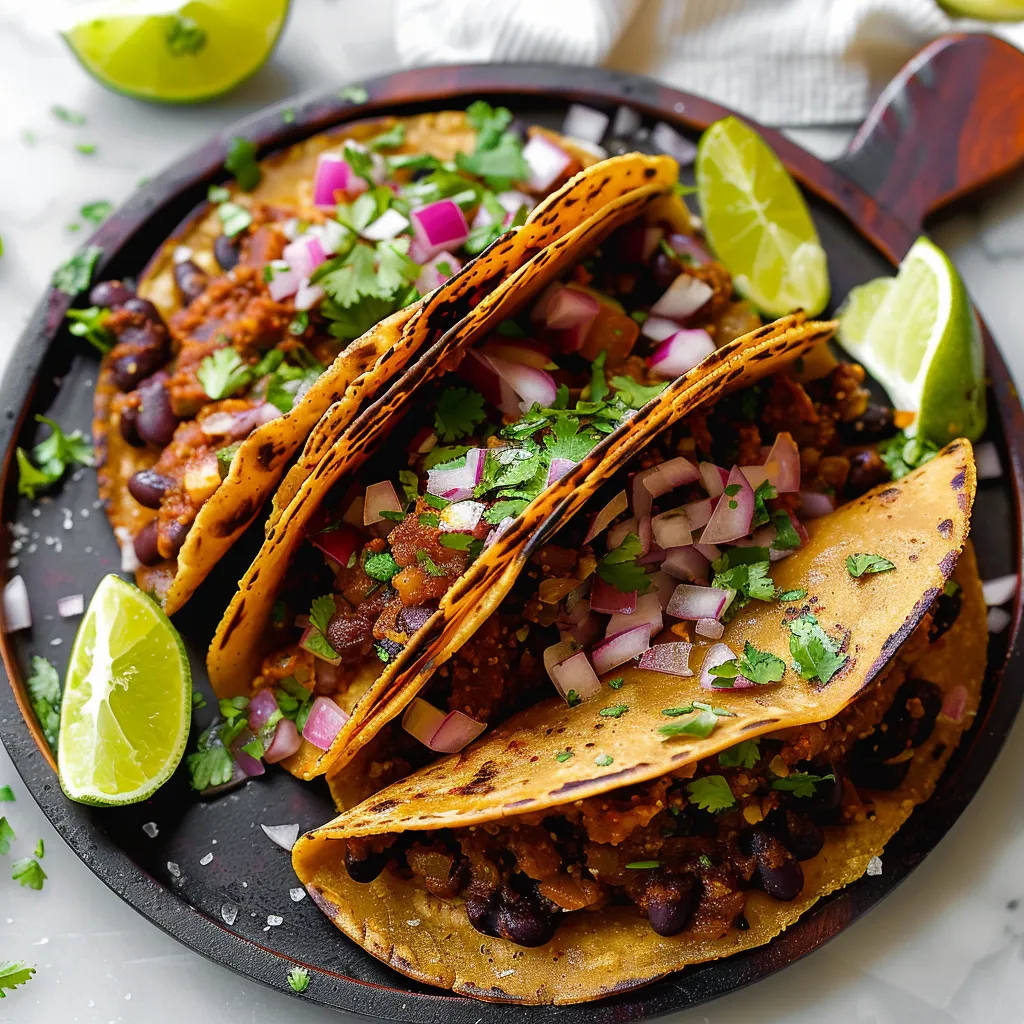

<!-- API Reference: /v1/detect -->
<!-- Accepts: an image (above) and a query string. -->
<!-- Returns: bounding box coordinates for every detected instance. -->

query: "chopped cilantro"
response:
[778,588,807,602]
[772,772,835,798]
[718,739,760,769]
[596,533,651,594]
[166,14,206,55]
[287,965,310,994]
[658,708,719,739]
[686,775,736,813]
[198,348,251,400]
[282,109,296,124]
[625,860,660,869]
[25,656,61,750]
[788,613,847,685]
[608,677,624,690]
[339,84,369,103]
[265,359,323,413]
[288,311,310,336]
[208,184,231,203]
[80,200,113,225]
[846,552,896,578]
[0,818,14,855]
[11,858,46,890]
[598,704,629,718]
[484,498,527,524]
[186,725,234,791]
[33,839,44,859]
[53,245,102,295]
[611,375,669,410]
[544,413,601,463]
[418,513,440,528]
[0,787,13,802]
[398,469,419,504]
[51,105,86,125]
[75,142,97,156]
[708,641,785,688]
[225,136,261,191]
[66,305,114,353]
[771,510,802,551]
[0,960,35,998]
[595,754,614,767]
[554,748,574,763]
[439,533,473,551]
[368,123,406,151]
[699,853,714,869]
[877,431,938,480]
[711,548,775,614]
[16,414,93,502]
[217,201,252,238]
[434,387,486,441]
[751,479,777,528]
[191,688,207,711]
[216,441,243,479]
[417,550,445,576]
[455,102,529,190]
[364,551,401,581]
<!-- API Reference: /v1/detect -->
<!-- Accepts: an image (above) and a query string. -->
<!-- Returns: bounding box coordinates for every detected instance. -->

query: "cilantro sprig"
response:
[846,552,896,578]
[788,613,847,685]
[718,739,760,769]
[707,641,785,688]
[26,656,62,751]
[16,416,93,501]
[198,347,252,401]
[225,136,261,192]
[771,771,835,798]
[686,775,736,813]
[659,701,735,739]
[0,960,35,999]
[596,533,651,594]
[434,387,486,442]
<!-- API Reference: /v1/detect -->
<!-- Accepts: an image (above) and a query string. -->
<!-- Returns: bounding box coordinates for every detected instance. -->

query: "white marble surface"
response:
[3,2,1024,1023]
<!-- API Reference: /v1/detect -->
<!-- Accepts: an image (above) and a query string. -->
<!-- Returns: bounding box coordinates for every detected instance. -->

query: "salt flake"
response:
[289,887,306,903]
[141,822,159,838]
[866,856,883,877]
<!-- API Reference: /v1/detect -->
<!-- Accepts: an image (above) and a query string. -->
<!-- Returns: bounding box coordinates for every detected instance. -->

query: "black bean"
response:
[670,802,717,837]
[645,875,700,936]
[344,846,390,883]
[780,810,825,861]
[651,250,682,290]
[162,519,190,558]
[173,259,208,304]
[750,831,804,901]
[838,404,897,444]
[494,886,557,947]
[135,380,178,447]
[465,894,501,938]
[213,233,241,271]
[89,280,135,309]
[848,753,911,792]
[805,771,844,825]
[397,603,437,635]
[845,449,891,498]
[861,679,944,763]
[118,405,144,447]
[930,586,963,642]
[373,638,403,664]
[110,325,169,392]
[121,296,163,324]
[133,520,161,566]
[127,469,172,509]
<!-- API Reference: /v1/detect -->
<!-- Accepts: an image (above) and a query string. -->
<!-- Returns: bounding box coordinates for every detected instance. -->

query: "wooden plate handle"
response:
[832,32,1024,231]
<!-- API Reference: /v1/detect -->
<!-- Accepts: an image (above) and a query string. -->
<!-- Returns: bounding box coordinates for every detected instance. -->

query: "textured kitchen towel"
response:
[395,0,1024,125]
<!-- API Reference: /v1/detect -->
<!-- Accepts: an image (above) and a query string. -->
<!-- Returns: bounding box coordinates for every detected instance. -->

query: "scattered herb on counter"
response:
[225,136,261,191]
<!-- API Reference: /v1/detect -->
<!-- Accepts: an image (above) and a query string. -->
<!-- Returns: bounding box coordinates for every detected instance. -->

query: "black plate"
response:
[2,55,1023,1021]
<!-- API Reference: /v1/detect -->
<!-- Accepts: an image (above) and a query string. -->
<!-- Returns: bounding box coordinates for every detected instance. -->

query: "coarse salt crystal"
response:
[289,888,306,903]
[200,852,213,866]
[406,919,421,927]
[141,822,158,838]
[866,856,882,877]
[221,903,238,926]
[267,914,283,927]
[167,861,181,878]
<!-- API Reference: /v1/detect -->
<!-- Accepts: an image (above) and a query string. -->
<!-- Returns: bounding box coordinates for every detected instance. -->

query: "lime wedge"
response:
[696,116,830,318]
[58,574,191,805]
[62,0,290,104]
[837,236,986,445]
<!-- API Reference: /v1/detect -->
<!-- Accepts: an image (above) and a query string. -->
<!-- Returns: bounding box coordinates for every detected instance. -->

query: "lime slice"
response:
[939,0,1024,18]
[58,574,191,805]
[837,236,986,445]
[696,116,830,318]
[62,0,290,104]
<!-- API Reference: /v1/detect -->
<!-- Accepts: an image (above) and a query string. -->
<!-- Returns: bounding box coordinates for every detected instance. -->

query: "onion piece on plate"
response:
[562,104,609,143]
[974,441,1003,481]
[2,575,30,632]
[57,593,84,619]
[982,574,1018,606]
[550,651,602,701]
[426,447,486,502]
[763,432,801,492]
[651,122,698,165]
[522,134,573,192]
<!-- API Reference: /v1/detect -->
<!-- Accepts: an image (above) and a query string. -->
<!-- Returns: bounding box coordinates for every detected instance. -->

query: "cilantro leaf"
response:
[475,443,542,498]
[368,123,406,151]
[0,786,13,802]
[846,552,896,578]
[771,509,803,551]
[595,753,614,767]
[877,431,938,480]
[186,725,235,791]
[544,414,601,463]
[751,479,777,528]
[16,449,56,500]
[309,594,336,637]
[66,305,114,352]
[339,85,369,104]
[434,387,486,442]
[343,143,376,185]
[659,708,719,738]
[778,588,808,602]
[198,348,251,400]
[11,857,46,890]
[718,739,760,769]
[712,554,775,611]
[217,201,252,237]
[26,656,61,751]
[287,965,310,994]
[611,375,669,410]
[225,136,261,192]
[417,550,445,576]
[708,641,785,687]
[686,775,736,813]
[596,533,651,594]
[788,613,847,685]
[772,771,835,798]
[0,960,35,998]
[588,351,609,405]
[455,103,529,190]
[217,441,242,479]
[0,818,14,855]
[265,361,322,413]
[375,238,420,294]
[53,245,102,296]
[483,498,527,524]
[364,552,400,581]
[439,533,473,551]
[599,704,629,718]
[322,293,406,343]
[554,748,574,763]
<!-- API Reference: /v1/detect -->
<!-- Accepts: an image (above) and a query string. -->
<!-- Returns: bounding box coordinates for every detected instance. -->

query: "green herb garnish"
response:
[686,775,736,813]
[846,553,896,578]
[788,613,847,685]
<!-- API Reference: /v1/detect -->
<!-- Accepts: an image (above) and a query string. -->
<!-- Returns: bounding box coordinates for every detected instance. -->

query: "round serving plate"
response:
[2,34,1024,1022]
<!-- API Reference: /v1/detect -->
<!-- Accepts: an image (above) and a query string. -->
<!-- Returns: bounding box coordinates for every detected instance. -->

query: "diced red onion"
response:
[643,226,664,261]
[2,576,30,632]
[701,466,755,544]
[496,190,533,218]
[740,465,772,490]
[361,208,409,241]
[988,607,1012,633]
[314,659,341,692]
[402,697,486,753]
[590,577,638,615]
[426,448,486,502]
[683,498,712,530]
[363,480,402,525]
[650,274,714,320]
[700,462,729,498]
[415,250,462,295]
[641,315,684,342]
[975,441,1003,481]
[699,643,739,690]
[201,403,280,441]
[798,491,836,518]
[261,822,299,851]
[651,122,698,165]
[650,570,677,608]
[313,153,363,209]
[264,719,302,763]
[638,543,666,566]
[661,545,710,583]
[310,524,360,567]
[549,651,602,702]
[546,458,576,487]
[411,199,469,259]
[695,617,725,639]
[694,541,721,562]
[531,282,563,324]
[592,624,651,674]
[232,747,265,777]
[247,688,279,732]
[652,508,693,549]
[283,236,327,281]
[57,593,84,618]
[300,625,341,666]
[545,287,599,332]
[667,584,730,621]
[638,642,693,677]
[607,592,663,639]
[439,500,486,533]
[302,696,350,751]
[584,490,628,543]
[612,104,642,137]
[522,134,573,192]
[313,219,348,256]
[764,432,801,493]
[487,354,558,413]
[562,104,609,144]
[940,684,969,723]
[668,233,713,265]
[561,613,602,649]
[266,260,301,301]
[982,574,1017,606]
[544,638,579,679]
[633,458,701,521]
[294,277,325,311]
[648,329,715,380]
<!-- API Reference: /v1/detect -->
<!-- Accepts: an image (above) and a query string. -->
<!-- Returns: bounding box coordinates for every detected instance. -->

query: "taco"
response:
[292,443,981,1004]
[91,103,668,614]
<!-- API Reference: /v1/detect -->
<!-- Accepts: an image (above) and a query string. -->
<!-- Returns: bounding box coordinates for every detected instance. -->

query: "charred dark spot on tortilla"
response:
[958,491,969,511]
[213,497,256,537]
[562,196,578,207]
[671,751,692,762]
[505,797,535,810]
[866,587,940,684]
[932,742,947,760]
[256,441,283,470]
[909,553,919,562]
[369,798,399,814]
[939,550,959,576]
[742,718,780,731]
[450,760,500,796]
[951,469,966,490]
[938,518,954,538]
[551,765,645,795]
[458,982,523,1001]
[643,166,657,178]
[878,487,899,500]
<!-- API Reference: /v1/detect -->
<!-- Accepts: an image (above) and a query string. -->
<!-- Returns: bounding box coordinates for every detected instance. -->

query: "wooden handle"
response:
[832,33,1024,231]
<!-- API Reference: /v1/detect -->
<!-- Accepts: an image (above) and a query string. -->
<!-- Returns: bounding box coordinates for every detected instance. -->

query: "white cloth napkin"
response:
[395,0,1024,125]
